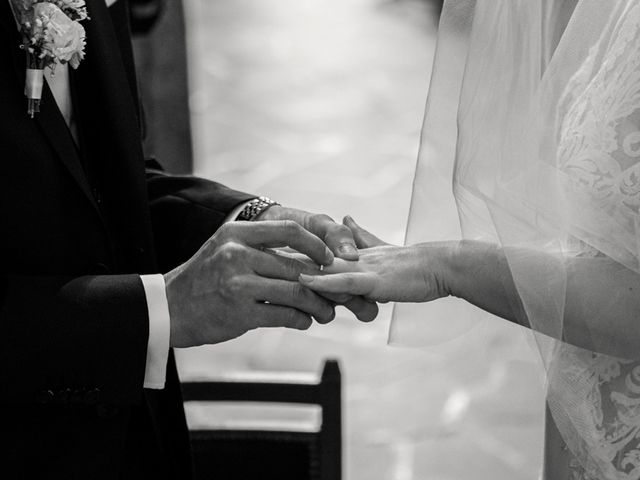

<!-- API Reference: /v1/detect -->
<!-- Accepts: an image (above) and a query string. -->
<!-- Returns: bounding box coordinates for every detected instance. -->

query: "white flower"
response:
[33,2,86,69]
[50,0,88,21]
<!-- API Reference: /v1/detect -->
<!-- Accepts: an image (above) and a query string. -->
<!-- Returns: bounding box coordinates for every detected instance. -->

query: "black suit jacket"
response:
[0,1,254,478]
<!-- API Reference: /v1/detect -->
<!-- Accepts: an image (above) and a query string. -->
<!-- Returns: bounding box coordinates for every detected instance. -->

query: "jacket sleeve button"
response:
[58,388,72,405]
[70,389,84,404]
[84,388,101,405]
[96,403,120,419]
[36,390,55,405]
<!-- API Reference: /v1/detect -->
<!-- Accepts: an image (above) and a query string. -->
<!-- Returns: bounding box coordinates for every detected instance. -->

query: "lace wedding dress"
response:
[553,4,640,478]
[392,1,640,478]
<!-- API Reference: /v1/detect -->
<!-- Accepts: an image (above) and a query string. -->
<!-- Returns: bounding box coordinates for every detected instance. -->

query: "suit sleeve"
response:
[0,274,149,406]
[145,162,257,271]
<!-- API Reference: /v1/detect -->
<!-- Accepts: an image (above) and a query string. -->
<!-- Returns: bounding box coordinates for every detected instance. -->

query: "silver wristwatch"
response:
[235,196,280,221]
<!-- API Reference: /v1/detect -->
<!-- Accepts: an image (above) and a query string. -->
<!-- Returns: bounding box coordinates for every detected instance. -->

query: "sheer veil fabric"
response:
[393,0,640,478]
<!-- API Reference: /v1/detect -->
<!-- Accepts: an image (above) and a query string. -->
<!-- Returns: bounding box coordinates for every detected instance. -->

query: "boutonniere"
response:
[8,0,89,117]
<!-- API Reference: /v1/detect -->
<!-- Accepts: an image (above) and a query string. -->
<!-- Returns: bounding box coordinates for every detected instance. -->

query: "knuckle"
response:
[309,214,332,229]
[282,260,296,280]
[283,258,299,279]
[216,221,236,239]
[283,220,302,235]
[218,241,245,263]
[334,224,352,237]
[289,282,305,299]
[223,275,245,298]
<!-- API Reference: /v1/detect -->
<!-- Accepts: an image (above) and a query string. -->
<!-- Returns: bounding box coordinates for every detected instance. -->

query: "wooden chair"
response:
[181,360,342,480]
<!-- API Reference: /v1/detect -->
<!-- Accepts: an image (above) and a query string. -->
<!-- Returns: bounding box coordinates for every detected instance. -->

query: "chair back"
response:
[181,359,342,480]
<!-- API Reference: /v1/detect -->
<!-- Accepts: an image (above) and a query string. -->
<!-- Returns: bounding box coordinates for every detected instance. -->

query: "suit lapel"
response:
[34,86,100,212]
[76,0,157,272]
[79,0,142,126]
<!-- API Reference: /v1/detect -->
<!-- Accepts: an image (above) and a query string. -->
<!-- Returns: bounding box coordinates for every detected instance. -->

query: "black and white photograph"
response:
[1,0,640,479]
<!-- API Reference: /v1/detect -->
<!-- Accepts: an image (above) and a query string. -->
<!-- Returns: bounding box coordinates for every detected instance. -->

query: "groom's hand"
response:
[257,207,379,322]
[257,206,360,260]
[165,221,338,348]
[257,205,378,322]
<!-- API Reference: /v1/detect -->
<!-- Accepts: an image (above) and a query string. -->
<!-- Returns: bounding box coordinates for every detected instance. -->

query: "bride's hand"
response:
[299,218,452,303]
[265,248,379,322]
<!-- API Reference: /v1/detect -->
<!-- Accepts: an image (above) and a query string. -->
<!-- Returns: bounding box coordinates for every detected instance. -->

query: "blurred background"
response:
[134,0,545,478]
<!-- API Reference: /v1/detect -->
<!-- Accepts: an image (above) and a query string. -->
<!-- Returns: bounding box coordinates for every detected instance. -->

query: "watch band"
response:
[235,196,280,221]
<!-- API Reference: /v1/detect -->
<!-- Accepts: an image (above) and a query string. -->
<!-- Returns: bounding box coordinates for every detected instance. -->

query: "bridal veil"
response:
[394,0,640,477]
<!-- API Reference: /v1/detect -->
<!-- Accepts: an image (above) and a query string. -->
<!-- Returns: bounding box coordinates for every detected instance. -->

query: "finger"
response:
[254,304,314,330]
[308,215,359,261]
[343,216,388,248]
[322,257,361,275]
[343,297,379,322]
[275,251,321,271]
[314,292,378,322]
[251,278,336,324]
[252,249,321,281]
[317,292,353,304]
[299,272,377,297]
[234,221,334,266]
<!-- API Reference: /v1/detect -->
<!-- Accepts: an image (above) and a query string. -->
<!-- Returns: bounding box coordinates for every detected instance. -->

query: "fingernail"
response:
[338,244,359,258]
[299,274,314,284]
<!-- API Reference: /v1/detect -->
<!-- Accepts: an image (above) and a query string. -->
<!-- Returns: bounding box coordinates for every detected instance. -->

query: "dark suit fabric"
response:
[0,1,254,478]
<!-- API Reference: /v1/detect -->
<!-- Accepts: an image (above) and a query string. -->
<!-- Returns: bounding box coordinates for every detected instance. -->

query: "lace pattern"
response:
[559,349,640,480]
[557,3,640,479]
[558,2,640,239]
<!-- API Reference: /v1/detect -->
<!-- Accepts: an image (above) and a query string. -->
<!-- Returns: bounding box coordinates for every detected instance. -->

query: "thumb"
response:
[343,216,389,248]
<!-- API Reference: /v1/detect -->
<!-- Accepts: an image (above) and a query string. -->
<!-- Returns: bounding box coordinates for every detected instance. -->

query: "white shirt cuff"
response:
[225,200,254,223]
[140,200,254,390]
[140,274,171,389]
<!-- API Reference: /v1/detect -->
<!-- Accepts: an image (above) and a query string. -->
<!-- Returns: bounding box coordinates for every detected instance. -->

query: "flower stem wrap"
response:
[25,53,45,117]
